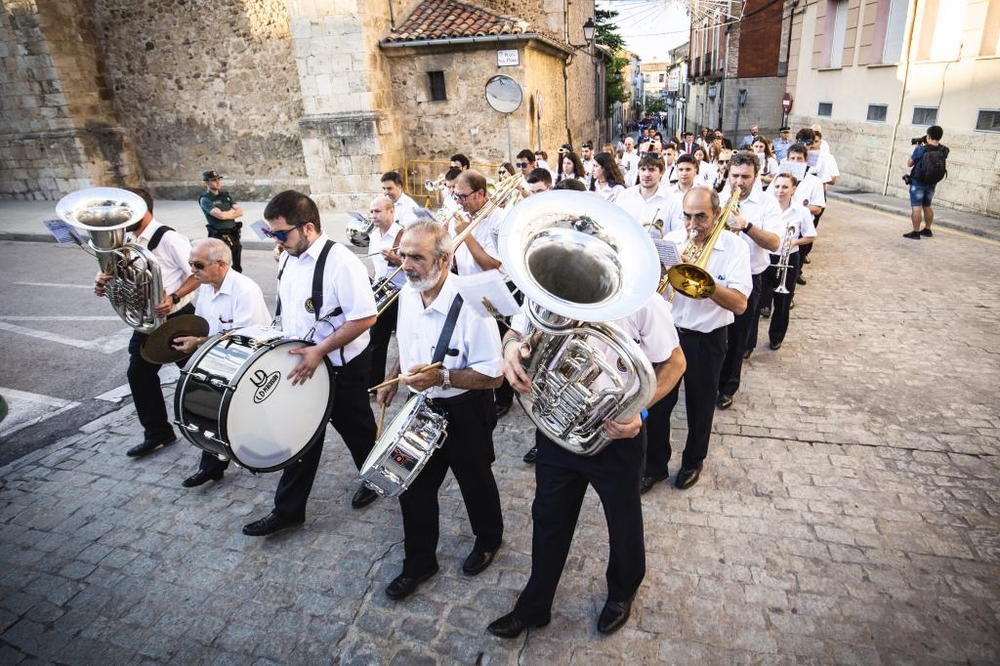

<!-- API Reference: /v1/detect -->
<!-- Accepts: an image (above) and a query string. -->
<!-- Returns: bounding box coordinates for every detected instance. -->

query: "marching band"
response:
[68,133,819,637]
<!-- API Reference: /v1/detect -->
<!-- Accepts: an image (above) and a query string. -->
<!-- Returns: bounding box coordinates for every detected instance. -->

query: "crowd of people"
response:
[91,121,846,638]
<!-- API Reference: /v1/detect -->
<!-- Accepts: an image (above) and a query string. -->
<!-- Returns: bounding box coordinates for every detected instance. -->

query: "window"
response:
[912,106,938,125]
[428,71,446,101]
[976,110,1000,132]
[981,0,1000,56]
[818,102,833,117]
[659,73,665,83]
[916,0,966,61]
[867,104,888,122]
[825,0,849,67]
[881,0,908,63]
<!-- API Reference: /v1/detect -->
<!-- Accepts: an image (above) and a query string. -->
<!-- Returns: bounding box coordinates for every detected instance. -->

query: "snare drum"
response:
[174,325,334,473]
[359,394,448,498]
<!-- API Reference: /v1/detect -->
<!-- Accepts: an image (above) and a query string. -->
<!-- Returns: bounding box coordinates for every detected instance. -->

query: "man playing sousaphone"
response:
[376,220,505,601]
[93,188,200,458]
[170,238,270,488]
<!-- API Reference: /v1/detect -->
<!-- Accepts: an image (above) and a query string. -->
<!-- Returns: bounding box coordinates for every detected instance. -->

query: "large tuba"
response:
[499,191,660,456]
[57,187,166,333]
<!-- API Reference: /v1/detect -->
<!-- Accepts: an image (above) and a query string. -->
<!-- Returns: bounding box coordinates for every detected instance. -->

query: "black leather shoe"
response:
[796,275,807,285]
[495,402,512,418]
[351,484,379,509]
[769,341,782,351]
[487,611,551,638]
[716,394,733,410]
[462,546,499,576]
[126,434,176,458]
[385,566,439,600]
[760,306,771,319]
[242,512,304,537]
[182,468,224,488]
[639,474,668,495]
[742,348,753,360]
[597,597,633,635]
[675,464,703,490]
[522,447,537,464]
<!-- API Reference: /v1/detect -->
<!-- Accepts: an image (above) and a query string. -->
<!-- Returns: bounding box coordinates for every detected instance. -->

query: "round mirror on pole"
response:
[485,75,523,163]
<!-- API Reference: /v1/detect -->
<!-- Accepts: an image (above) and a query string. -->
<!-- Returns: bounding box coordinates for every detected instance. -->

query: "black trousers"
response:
[798,210,822,265]
[207,226,242,272]
[494,282,522,409]
[718,272,762,397]
[368,297,397,385]
[398,389,503,576]
[126,303,195,441]
[645,326,727,476]
[513,428,647,621]
[756,253,801,347]
[273,347,376,519]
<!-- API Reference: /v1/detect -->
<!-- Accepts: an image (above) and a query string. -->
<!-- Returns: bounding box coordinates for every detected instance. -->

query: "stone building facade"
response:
[1,0,603,209]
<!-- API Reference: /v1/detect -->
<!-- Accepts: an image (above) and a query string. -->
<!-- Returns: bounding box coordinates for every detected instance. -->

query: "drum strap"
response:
[431,294,464,364]
[147,225,174,251]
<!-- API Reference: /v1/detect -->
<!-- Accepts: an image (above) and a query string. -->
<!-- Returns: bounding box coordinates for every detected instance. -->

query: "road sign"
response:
[781,92,793,113]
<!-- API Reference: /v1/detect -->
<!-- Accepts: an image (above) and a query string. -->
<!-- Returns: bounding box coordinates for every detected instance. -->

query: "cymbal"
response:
[140,315,210,364]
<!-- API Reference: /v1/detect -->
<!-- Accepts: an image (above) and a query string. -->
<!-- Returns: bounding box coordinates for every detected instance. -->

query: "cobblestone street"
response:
[1,201,998,664]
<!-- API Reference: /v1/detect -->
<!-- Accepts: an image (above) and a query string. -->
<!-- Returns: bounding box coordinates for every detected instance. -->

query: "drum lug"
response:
[209,378,236,390]
[189,371,208,382]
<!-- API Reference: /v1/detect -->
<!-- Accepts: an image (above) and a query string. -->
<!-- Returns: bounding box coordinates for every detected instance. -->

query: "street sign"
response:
[781,92,794,113]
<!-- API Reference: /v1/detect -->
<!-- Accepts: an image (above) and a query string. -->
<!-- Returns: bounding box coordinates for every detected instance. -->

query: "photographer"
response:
[903,126,949,239]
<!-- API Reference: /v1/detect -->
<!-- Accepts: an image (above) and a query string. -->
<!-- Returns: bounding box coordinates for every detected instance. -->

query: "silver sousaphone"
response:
[56,187,165,333]
[499,191,660,456]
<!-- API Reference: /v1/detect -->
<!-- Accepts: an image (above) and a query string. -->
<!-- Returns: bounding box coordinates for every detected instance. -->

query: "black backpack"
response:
[913,145,947,185]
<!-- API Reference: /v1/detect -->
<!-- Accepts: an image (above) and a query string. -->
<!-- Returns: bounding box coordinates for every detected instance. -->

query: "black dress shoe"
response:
[385,566,439,600]
[742,348,753,360]
[716,394,733,410]
[796,275,807,285]
[675,464,703,490]
[769,341,782,351]
[597,597,633,634]
[462,546,499,576]
[182,468,224,488]
[639,473,668,495]
[760,306,771,319]
[126,434,177,458]
[487,611,551,639]
[522,447,537,464]
[351,484,379,509]
[242,512,304,537]
[495,402,512,418]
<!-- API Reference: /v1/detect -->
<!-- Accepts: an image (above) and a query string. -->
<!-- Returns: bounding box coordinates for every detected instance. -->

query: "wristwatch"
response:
[743,222,754,234]
[441,368,452,391]
[170,292,180,305]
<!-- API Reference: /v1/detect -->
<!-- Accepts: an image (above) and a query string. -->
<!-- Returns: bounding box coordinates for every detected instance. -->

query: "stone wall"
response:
[93,0,307,201]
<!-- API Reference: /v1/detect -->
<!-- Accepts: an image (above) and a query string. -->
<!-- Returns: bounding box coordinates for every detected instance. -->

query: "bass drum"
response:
[359,394,448,498]
[174,325,334,473]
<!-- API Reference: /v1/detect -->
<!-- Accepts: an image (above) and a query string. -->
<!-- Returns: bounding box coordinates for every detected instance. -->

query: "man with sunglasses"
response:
[643,188,751,493]
[171,238,270,488]
[94,188,200,458]
[242,190,379,537]
[515,149,537,178]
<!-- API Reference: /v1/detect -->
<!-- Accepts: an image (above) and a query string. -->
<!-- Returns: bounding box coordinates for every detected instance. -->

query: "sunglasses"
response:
[188,260,216,270]
[515,161,529,168]
[262,226,300,242]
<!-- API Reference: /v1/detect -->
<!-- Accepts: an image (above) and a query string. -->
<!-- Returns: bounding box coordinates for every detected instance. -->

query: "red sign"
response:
[781,93,794,113]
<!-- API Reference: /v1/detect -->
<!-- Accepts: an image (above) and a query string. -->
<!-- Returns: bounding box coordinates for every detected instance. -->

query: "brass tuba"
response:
[499,191,659,456]
[57,187,166,333]
[660,186,741,299]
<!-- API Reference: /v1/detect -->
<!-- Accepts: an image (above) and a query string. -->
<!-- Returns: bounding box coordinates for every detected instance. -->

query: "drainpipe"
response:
[881,0,919,195]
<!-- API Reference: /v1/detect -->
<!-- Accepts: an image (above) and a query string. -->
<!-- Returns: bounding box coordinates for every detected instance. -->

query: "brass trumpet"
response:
[659,186,741,299]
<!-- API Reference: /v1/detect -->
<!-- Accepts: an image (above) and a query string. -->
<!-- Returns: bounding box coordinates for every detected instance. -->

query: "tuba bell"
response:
[499,191,659,456]
[56,187,166,333]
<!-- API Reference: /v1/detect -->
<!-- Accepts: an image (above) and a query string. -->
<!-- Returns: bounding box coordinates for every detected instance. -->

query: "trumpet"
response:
[659,187,741,299]
[773,222,797,295]
[424,175,447,192]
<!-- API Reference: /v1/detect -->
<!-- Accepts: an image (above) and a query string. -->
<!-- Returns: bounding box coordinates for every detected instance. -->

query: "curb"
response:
[826,192,1000,242]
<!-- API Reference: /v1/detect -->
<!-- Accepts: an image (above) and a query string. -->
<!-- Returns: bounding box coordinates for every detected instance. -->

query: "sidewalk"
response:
[1,198,999,663]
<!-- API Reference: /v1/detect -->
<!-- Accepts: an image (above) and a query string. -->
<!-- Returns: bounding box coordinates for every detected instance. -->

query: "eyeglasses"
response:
[262,226,300,242]
[515,162,529,168]
[188,260,217,270]
[453,190,479,202]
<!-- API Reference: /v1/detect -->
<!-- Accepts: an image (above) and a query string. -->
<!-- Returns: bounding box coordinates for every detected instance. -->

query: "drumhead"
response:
[362,395,420,472]
[224,339,333,471]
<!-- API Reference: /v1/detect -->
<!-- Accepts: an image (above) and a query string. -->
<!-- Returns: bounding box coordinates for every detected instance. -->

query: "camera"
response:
[910,136,926,146]
[902,174,912,185]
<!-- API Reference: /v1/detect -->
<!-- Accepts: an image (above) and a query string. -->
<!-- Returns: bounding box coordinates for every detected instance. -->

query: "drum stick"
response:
[364,245,400,257]
[368,361,443,392]
[376,402,387,439]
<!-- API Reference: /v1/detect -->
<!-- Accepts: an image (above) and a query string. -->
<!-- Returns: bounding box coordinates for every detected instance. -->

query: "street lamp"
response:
[570,18,597,50]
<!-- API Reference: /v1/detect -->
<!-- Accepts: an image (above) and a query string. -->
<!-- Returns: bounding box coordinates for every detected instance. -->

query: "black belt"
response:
[676,326,722,336]
[425,389,487,410]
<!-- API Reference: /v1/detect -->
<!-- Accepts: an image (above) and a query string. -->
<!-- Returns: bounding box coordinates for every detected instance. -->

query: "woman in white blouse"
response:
[589,152,626,201]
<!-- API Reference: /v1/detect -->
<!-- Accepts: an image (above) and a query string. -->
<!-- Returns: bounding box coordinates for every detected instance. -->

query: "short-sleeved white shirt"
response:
[276,233,377,365]
[719,184,785,275]
[395,193,421,228]
[370,222,407,288]
[769,204,817,257]
[615,181,682,236]
[397,275,502,399]
[128,219,193,314]
[452,206,504,276]
[195,269,271,335]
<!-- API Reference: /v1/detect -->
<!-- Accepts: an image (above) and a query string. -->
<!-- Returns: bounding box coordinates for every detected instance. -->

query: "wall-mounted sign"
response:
[667,71,680,92]
[497,49,519,67]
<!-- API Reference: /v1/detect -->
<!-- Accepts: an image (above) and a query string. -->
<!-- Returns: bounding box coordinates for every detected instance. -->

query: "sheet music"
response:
[249,218,271,240]
[43,219,82,245]
[653,238,681,268]
[454,269,520,318]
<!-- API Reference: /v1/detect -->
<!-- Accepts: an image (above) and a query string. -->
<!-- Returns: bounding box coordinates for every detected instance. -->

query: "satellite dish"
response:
[485,75,523,114]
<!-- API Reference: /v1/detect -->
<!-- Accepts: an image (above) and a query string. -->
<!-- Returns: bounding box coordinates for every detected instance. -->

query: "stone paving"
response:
[1,201,998,664]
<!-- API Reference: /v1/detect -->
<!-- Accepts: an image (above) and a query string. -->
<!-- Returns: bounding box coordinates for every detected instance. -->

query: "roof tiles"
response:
[383,0,531,43]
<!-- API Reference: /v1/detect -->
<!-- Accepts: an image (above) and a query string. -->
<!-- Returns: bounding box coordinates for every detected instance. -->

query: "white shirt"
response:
[128,219,193,314]
[770,204,817,256]
[662,228,752,333]
[581,157,596,189]
[615,181,682,237]
[593,181,625,202]
[620,151,640,186]
[696,161,715,186]
[719,183,784,275]
[394,193,421,228]
[195,269,270,335]
[787,173,826,211]
[397,274,502,399]
[370,222,406,288]
[452,206,504,277]
[276,233,377,365]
